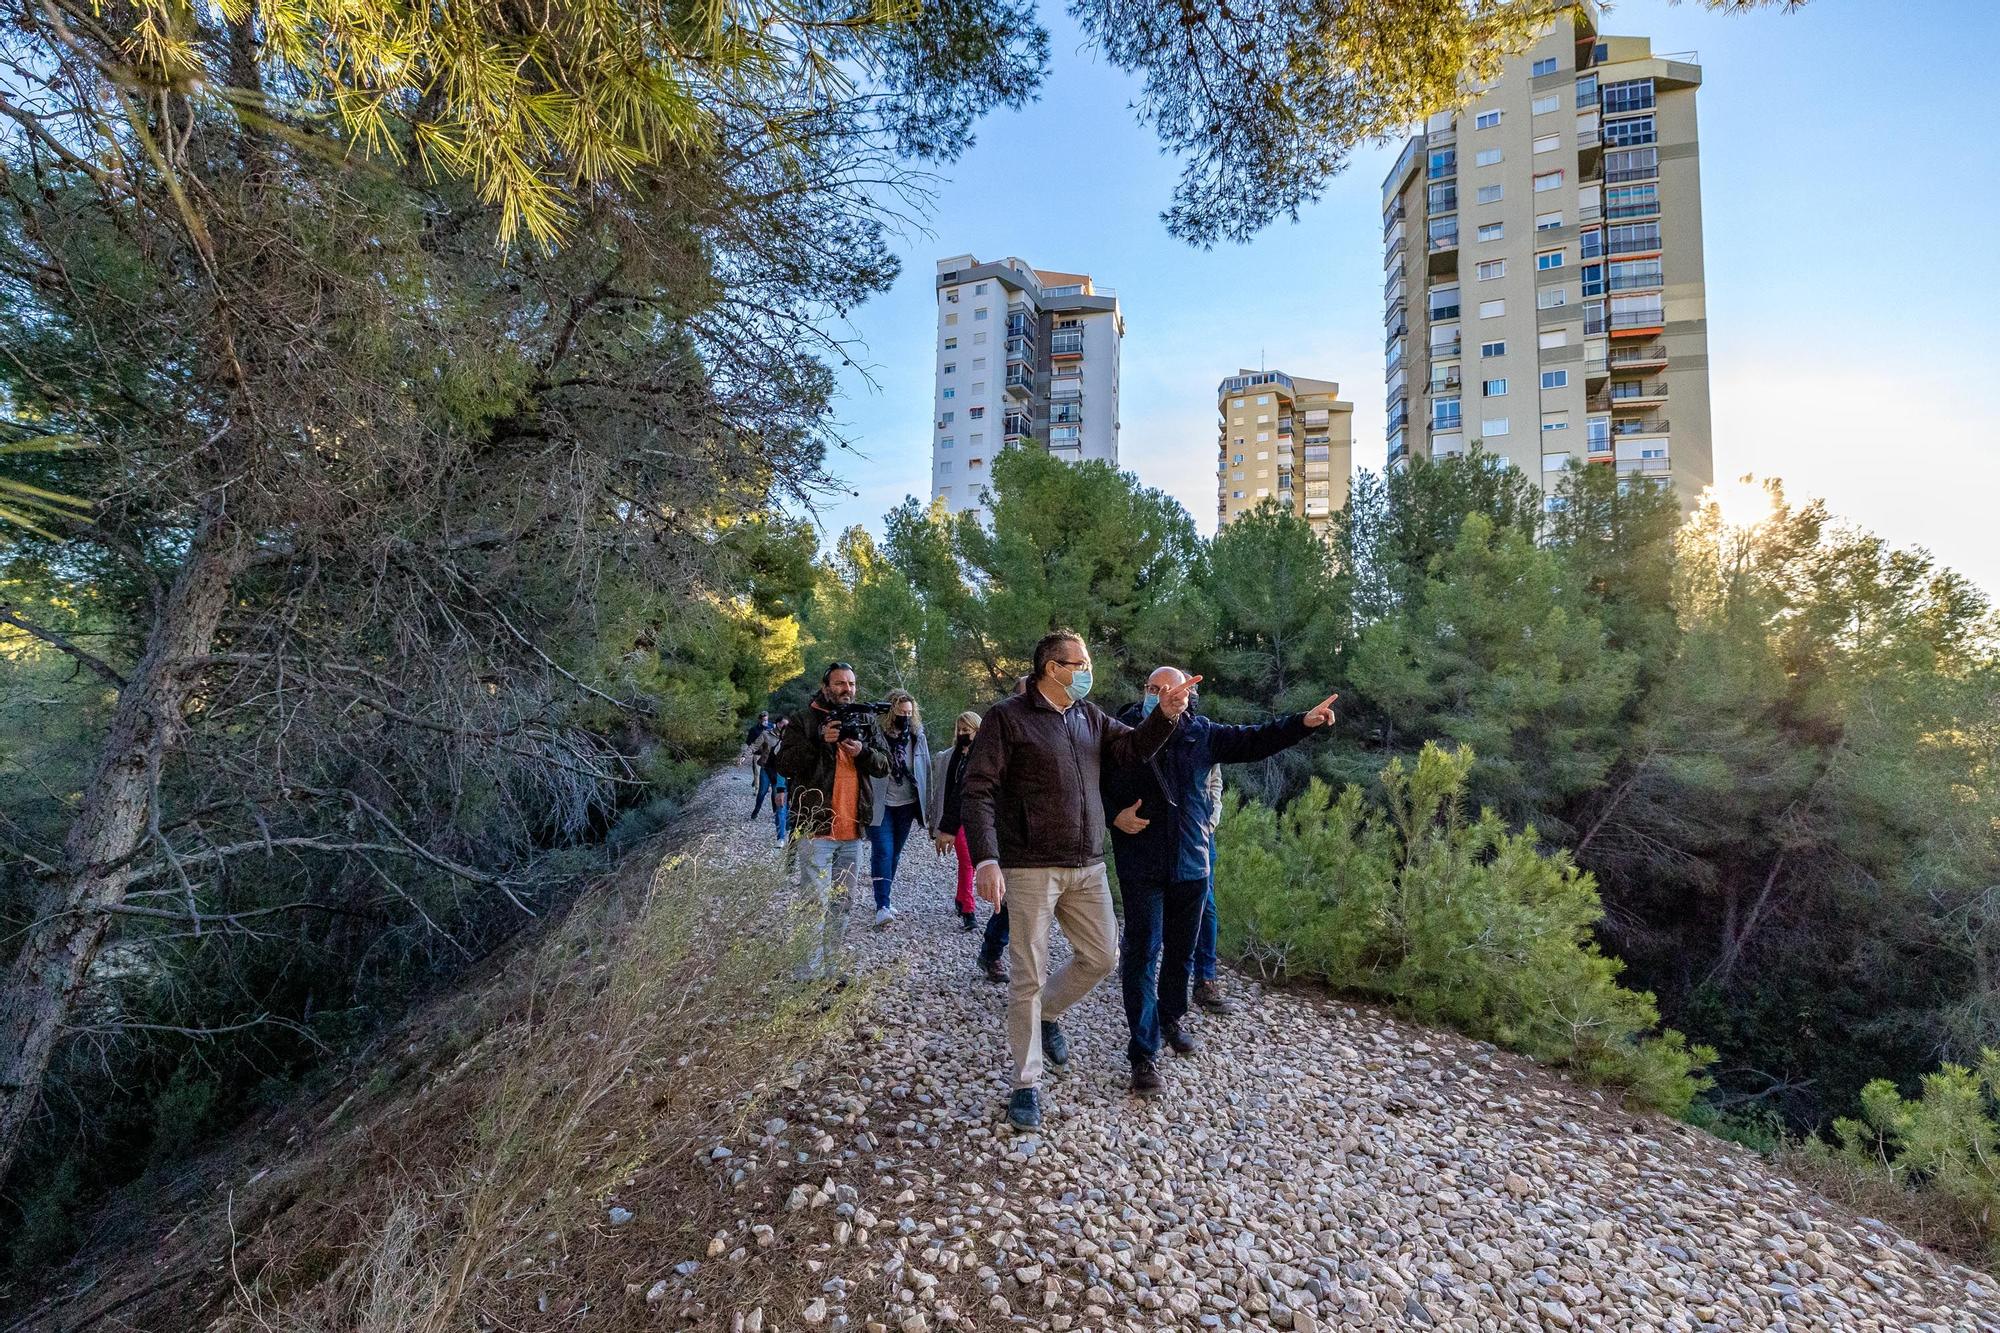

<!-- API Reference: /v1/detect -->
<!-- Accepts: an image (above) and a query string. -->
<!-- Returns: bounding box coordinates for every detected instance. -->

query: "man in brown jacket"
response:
[960,629,1199,1131]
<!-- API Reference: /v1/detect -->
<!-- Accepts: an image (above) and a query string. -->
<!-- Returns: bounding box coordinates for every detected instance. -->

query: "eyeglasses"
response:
[1053,658,1089,669]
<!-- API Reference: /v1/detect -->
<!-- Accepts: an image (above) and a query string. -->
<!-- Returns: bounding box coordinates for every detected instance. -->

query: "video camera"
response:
[822,700,894,743]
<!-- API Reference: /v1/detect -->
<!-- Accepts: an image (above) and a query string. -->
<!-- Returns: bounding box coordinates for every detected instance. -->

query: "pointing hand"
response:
[1304,692,1339,729]
[1157,674,1204,720]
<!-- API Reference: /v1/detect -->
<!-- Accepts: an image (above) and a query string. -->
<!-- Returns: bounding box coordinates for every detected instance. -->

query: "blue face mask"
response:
[1063,666,1093,703]
[1141,693,1159,718]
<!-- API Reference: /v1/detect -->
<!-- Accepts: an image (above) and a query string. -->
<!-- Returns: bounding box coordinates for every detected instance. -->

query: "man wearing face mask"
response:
[925,710,984,931]
[1103,667,1338,1095]
[960,630,1200,1131]
[773,663,890,978]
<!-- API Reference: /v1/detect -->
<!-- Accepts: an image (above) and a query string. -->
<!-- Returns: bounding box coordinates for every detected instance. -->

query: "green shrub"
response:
[148,1063,220,1163]
[1214,741,1713,1112]
[1828,1053,2000,1242]
[5,1157,83,1273]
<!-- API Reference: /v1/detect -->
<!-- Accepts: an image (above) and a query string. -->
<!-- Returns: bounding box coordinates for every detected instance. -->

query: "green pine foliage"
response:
[1213,742,1713,1114]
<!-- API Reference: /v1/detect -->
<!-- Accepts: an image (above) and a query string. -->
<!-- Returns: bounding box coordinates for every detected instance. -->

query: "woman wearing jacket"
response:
[865,690,929,928]
[926,711,983,931]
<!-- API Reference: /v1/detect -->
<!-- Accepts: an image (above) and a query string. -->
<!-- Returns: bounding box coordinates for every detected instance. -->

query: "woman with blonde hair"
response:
[864,689,929,928]
[926,710,984,932]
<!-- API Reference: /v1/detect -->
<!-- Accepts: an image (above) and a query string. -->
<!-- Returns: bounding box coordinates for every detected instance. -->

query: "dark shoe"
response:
[1192,979,1241,1014]
[1007,1088,1041,1131]
[982,956,1008,984]
[1040,1020,1069,1068]
[1162,1023,1201,1057]
[960,909,977,932]
[1130,1059,1163,1096]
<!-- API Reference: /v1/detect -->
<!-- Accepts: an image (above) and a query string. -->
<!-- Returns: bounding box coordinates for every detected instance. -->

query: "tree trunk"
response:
[0,515,245,1183]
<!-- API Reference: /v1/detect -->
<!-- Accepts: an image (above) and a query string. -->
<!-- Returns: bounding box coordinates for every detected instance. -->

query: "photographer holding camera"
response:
[772,662,891,979]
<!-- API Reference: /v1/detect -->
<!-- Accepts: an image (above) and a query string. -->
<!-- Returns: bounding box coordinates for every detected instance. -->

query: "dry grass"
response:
[1772,1141,2000,1274]
[207,839,865,1332]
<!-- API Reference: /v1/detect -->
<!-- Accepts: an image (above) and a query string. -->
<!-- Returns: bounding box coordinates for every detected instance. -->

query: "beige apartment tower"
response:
[1216,370,1355,534]
[1381,5,1713,509]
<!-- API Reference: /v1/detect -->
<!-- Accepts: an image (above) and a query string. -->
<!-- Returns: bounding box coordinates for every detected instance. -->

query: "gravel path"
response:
[666,768,2000,1332]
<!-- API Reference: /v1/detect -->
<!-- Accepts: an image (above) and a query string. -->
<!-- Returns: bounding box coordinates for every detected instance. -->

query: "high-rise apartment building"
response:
[1216,370,1354,534]
[1380,5,1713,510]
[930,255,1123,517]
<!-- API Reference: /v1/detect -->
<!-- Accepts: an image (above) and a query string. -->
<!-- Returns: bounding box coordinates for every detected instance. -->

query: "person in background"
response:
[971,674,1031,982]
[756,718,792,847]
[961,631,1197,1131]
[926,710,984,931]
[1191,763,1239,1014]
[772,664,889,978]
[1103,667,1336,1095]
[864,689,929,929]
[746,709,777,820]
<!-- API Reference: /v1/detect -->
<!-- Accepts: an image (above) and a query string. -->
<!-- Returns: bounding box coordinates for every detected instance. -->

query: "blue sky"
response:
[814,0,2000,597]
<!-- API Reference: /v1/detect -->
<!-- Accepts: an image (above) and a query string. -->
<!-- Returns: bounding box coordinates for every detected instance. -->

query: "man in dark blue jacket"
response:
[1103,667,1338,1095]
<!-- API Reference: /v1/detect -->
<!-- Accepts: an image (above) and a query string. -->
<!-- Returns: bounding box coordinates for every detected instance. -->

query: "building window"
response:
[1232,471,1245,481]
[1483,416,1511,436]
[1232,490,1244,500]
[1476,184,1503,204]
[1483,378,1508,396]
[1478,298,1505,318]
[1475,109,1502,129]
[941,387,955,398]
[943,337,957,350]
[937,486,951,502]
[1604,116,1656,151]
[970,382,985,395]
[1606,146,1661,184]
[1534,170,1565,193]
[940,411,954,424]
[1543,412,1571,431]
[1477,221,1505,242]
[1257,395,1271,404]
[1534,133,1562,154]
[1232,453,1244,465]
[939,460,952,474]
[1536,287,1568,309]
[1538,329,1568,349]
[1480,340,1506,357]
[944,313,958,326]
[1542,369,1569,389]
[1476,259,1505,281]
[1257,451,1269,460]
[1533,56,1558,76]
[1532,92,1561,115]
[970,433,983,446]
[1537,250,1564,270]
[942,362,956,375]
[1232,398,1246,409]
[968,406,984,419]
[939,436,953,449]
[1536,211,1564,230]
[1475,148,1503,167]
[1575,72,1599,107]
[972,331,986,344]
[969,457,984,470]
[1640,446,1667,459]
[1601,78,1656,115]
[1257,431,1271,442]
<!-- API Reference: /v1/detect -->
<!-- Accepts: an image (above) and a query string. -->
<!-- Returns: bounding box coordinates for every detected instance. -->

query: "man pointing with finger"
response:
[1104,668,1338,1096]
[960,629,1196,1131]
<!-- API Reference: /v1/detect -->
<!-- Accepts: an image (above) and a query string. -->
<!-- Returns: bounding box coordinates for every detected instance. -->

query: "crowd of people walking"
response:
[747,630,1337,1131]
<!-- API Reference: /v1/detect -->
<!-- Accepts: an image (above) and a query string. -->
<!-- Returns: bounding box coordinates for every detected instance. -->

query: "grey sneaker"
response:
[872,907,895,929]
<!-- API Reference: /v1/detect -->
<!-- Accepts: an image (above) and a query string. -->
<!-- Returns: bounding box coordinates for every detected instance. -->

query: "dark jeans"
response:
[979,903,1010,965]
[866,801,918,910]
[1194,871,1219,983]
[1119,875,1208,1064]
[751,764,777,816]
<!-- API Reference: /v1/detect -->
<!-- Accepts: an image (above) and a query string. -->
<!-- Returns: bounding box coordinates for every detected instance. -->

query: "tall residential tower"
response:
[930,255,1124,517]
[1381,5,1713,509]
[1217,370,1354,535]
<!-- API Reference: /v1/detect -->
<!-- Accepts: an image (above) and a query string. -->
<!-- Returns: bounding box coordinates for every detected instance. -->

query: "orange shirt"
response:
[828,748,860,841]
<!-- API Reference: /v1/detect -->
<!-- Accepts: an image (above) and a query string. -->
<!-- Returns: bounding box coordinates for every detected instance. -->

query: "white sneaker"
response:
[872,907,896,929]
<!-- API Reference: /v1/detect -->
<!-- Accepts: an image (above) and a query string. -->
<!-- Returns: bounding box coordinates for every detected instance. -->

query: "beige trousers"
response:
[1004,863,1120,1090]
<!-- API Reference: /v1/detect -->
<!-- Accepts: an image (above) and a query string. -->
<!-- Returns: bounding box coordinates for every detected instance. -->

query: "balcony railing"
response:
[1606,198,1661,221]
[1612,416,1669,435]
[1430,339,1462,359]
[1430,414,1464,432]
[1429,302,1461,320]
[1278,418,1294,433]
[1429,230,1459,253]
[1383,200,1406,234]
[1616,456,1672,475]
[1609,270,1664,292]
[1607,234,1662,257]
[1609,344,1668,368]
[1429,370,1462,392]
[1608,308,1664,330]
[1002,415,1031,437]
[1428,187,1458,215]
[1606,161,1659,185]
[1049,376,1082,398]
[1609,380,1669,401]
[1005,370,1035,396]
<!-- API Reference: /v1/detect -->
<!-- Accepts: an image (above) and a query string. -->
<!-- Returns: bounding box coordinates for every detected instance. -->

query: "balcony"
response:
[1612,415,1669,436]
[1385,277,1408,306]
[1430,339,1462,360]
[1428,302,1461,321]
[1004,369,1035,399]
[1003,413,1032,439]
[1385,311,1409,338]
[1608,269,1663,293]
[1428,369,1462,393]
[1383,200,1406,234]
[1610,379,1669,405]
[1427,153,1457,182]
[1278,417,1294,434]
[1386,339,1405,371]
[1430,414,1464,434]
[1049,333,1086,358]
[1616,456,1672,476]
[1427,186,1458,216]
[1427,124,1457,148]
[1048,406,1084,426]
[1607,308,1664,333]
[1004,334,1034,360]
[1049,375,1082,399]
[1609,343,1668,370]
[1386,221,1407,253]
